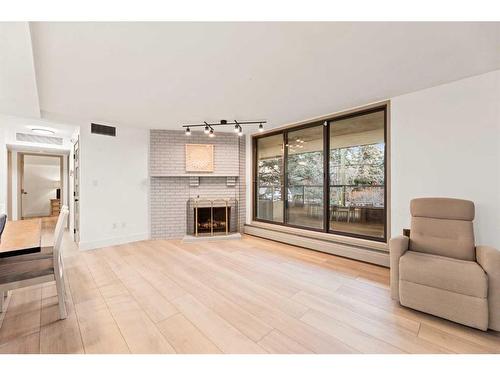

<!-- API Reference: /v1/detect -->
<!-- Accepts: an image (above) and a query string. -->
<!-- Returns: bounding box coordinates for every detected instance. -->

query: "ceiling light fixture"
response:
[185,127,191,136]
[30,127,55,135]
[181,119,266,137]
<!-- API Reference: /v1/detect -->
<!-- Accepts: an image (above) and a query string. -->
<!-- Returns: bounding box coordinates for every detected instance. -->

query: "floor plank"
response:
[171,294,267,354]
[301,309,404,354]
[157,313,222,354]
[74,298,130,354]
[418,323,497,354]
[40,283,84,354]
[0,287,41,346]
[0,332,40,354]
[104,293,176,354]
[257,330,313,354]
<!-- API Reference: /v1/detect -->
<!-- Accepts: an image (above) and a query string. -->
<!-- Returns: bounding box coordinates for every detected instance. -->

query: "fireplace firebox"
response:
[195,207,231,235]
[186,198,238,237]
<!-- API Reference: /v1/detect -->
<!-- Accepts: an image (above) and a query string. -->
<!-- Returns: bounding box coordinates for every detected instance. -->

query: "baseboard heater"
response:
[244,224,389,267]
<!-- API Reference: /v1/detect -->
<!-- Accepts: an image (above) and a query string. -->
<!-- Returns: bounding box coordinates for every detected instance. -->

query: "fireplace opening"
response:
[195,207,231,235]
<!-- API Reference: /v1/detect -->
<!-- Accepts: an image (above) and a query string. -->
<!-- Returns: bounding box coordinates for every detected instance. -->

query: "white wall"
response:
[391,70,500,248]
[22,155,60,217]
[78,124,149,250]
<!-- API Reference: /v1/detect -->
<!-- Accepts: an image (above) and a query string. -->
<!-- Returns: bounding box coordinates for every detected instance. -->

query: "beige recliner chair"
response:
[390,198,500,331]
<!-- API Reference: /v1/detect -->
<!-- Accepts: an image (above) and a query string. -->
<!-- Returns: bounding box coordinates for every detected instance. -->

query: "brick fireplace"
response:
[149,130,245,239]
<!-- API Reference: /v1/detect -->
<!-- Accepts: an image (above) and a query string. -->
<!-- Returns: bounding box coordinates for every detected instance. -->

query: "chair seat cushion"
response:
[399,251,487,298]
[0,258,54,285]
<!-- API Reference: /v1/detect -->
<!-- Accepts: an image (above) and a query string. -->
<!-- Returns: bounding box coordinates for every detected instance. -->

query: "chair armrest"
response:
[476,245,500,331]
[389,235,409,301]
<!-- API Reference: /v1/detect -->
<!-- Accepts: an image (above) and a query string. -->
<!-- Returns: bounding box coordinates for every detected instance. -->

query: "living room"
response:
[0,1,499,373]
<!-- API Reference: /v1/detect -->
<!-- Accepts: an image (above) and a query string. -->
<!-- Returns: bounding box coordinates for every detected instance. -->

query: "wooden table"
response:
[0,219,42,258]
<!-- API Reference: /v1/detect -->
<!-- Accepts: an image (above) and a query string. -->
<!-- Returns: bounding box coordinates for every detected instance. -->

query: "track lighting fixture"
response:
[181,119,266,137]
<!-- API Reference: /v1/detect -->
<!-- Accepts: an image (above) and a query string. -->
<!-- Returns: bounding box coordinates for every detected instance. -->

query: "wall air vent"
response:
[91,123,116,137]
[16,133,63,145]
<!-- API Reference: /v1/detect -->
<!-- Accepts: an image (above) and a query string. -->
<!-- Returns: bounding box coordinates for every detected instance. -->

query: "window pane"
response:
[286,125,324,229]
[256,134,283,222]
[329,110,385,239]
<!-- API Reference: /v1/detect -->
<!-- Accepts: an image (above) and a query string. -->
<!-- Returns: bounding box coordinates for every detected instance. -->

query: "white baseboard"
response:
[78,232,150,251]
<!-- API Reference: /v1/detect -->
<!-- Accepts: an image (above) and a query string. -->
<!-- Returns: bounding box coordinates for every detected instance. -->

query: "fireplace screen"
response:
[195,207,231,235]
[187,198,238,237]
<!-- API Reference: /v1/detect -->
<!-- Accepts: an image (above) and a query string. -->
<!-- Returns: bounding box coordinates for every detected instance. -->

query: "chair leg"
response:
[55,276,67,320]
[60,274,67,297]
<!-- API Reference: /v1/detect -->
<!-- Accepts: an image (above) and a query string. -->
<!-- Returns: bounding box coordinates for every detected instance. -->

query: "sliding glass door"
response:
[256,134,284,222]
[253,106,387,242]
[286,125,324,229]
[329,110,385,239]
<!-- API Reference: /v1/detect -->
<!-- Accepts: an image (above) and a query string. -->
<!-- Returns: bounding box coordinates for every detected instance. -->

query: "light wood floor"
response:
[1,235,499,354]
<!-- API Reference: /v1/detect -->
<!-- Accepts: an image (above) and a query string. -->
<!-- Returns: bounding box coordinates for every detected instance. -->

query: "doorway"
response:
[19,154,63,230]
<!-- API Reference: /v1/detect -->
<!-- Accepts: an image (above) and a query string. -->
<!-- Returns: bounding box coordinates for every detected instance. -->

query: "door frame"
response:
[252,100,391,244]
[72,135,80,243]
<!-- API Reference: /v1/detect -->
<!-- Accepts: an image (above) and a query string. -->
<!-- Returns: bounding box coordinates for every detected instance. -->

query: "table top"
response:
[0,218,42,257]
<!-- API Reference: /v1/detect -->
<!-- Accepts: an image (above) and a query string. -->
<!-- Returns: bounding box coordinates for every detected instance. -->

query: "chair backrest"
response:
[53,208,69,277]
[409,197,475,261]
[0,213,6,240]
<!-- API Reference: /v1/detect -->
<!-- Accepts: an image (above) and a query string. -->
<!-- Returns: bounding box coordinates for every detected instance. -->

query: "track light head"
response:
[204,125,209,134]
[185,127,191,136]
[234,124,239,133]
[209,128,215,138]
[259,123,264,132]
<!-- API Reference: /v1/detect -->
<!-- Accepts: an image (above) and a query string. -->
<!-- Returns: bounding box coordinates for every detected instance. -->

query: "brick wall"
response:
[150,129,246,239]
[150,129,239,176]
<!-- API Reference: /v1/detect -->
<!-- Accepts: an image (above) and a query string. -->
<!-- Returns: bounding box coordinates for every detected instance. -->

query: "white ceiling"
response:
[3,22,500,131]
